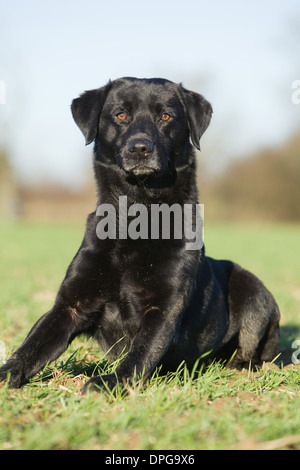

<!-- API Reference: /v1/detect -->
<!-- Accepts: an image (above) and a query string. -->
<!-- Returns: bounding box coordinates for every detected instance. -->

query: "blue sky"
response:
[1,0,299,187]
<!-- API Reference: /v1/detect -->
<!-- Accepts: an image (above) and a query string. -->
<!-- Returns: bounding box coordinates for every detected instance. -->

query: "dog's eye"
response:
[116,112,127,121]
[161,113,170,122]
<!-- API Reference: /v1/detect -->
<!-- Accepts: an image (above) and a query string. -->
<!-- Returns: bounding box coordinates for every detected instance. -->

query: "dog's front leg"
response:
[0,247,106,389]
[82,303,181,394]
[0,304,89,388]
[0,225,103,388]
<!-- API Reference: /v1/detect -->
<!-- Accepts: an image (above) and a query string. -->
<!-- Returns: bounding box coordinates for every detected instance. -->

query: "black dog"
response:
[0,78,280,393]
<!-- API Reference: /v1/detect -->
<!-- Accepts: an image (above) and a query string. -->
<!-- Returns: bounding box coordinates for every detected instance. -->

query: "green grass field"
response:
[0,221,300,450]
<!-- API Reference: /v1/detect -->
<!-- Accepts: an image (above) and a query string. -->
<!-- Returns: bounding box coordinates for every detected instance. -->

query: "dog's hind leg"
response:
[229,309,280,370]
[226,263,280,370]
[256,308,280,363]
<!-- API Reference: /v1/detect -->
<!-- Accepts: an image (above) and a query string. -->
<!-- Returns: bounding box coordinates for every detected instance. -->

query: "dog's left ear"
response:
[71,81,111,145]
[180,86,213,150]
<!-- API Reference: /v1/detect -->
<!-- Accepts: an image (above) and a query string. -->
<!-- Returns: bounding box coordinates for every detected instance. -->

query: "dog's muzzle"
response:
[121,138,162,176]
[128,138,154,157]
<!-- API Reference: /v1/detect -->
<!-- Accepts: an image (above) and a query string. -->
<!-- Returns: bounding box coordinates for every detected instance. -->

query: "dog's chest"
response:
[94,250,169,345]
[94,263,160,358]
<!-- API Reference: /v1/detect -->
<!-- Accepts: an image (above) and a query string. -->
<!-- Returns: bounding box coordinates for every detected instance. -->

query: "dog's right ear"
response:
[71,82,111,145]
[180,86,213,151]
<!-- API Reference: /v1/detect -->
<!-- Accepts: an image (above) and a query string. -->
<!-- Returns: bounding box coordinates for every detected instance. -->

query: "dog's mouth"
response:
[116,153,161,177]
[127,164,158,176]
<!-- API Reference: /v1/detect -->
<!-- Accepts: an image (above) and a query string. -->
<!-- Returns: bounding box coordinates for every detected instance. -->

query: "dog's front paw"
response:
[82,373,120,395]
[0,359,25,388]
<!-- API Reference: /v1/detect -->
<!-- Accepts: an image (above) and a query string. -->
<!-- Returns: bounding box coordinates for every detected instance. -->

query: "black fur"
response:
[0,78,280,393]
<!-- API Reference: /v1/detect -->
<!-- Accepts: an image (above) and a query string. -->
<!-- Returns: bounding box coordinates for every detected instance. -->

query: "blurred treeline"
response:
[0,130,300,222]
[201,131,300,222]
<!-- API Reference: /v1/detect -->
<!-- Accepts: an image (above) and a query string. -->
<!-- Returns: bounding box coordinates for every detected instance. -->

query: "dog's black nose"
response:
[128,139,154,156]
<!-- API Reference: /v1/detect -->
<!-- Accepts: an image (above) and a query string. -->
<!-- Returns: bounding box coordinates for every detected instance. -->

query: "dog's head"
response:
[71,77,212,178]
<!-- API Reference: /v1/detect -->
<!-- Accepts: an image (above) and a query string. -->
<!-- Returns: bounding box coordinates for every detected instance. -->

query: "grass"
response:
[0,220,300,450]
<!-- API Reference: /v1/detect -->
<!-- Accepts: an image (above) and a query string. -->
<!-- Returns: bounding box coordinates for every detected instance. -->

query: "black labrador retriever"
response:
[0,77,280,393]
